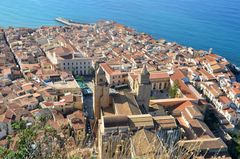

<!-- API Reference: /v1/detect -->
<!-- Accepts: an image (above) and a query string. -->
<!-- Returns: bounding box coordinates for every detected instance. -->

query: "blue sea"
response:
[0,0,240,65]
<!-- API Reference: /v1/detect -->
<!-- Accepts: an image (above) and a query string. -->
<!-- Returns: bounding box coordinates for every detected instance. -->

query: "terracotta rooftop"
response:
[150,72,169,80]
[100,63,122,76]
[185,106,203,119]
[198,69,215,80]
[103,115,129,128]
[128,114,154,128]
[177,137,227,152]
[170,69,198,99]
[153,115,177,129]
[53,46,72,56]
[231,88,240,95]
[171,69,186,81]
[150,98,196,107]
[67,110,85,130]
[112,91,141,116]
[219,96,232,104]
[174,101,194,112]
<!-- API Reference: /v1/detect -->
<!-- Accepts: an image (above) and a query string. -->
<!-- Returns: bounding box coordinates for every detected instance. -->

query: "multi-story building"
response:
[129,71,170,92]
[46,46,93,76]
[99,63,128,87]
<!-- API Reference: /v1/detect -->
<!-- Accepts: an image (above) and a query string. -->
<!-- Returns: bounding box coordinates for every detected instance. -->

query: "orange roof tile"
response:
[150,72,169,80]
[232,88,240,95]
[174,101,194,111]
[219,96,231,104]
[198,69,215,80]
[100,63,122,76]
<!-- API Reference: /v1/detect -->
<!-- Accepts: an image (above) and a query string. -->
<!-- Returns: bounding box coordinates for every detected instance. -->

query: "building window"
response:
[164,83,167,88]
[63,63,65,65]
[68,63,69,65]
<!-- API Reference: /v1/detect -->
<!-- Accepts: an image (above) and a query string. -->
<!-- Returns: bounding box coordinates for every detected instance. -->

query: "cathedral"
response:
[92,63,165,159]
[93,63,152,121]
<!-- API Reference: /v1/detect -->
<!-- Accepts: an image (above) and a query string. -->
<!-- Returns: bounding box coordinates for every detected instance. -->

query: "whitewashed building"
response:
[46,46,94,76]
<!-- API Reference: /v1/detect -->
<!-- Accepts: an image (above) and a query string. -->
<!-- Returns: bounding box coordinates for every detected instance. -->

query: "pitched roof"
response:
[219,96,231,104]
[112,91,141,116]
[153,115,177,129]
[177,138,227,151]
[171,69,198,99]
[150,72,169,80]
[128,114,154,128]
[103,115,129,128]
[132,129,159,157]
[100,63,122,76]
[231,88,240,95]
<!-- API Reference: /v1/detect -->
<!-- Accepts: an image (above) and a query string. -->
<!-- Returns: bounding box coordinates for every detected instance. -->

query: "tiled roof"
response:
[150,72,169,80]
[219,96,231,104]
[100,63,122,76]
[112,91,141,116]
[103,115,129,128]
[129,114,154,128]
[177,138,227,151]
[231,88,240,95]
[153,115,177,129]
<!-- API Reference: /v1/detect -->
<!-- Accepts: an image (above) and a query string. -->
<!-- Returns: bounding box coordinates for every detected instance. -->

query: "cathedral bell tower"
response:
[93,66,110,120]
[136,64,151,113]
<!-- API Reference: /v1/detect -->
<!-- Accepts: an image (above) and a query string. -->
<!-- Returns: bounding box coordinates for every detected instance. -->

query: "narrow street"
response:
[82,79,94,147]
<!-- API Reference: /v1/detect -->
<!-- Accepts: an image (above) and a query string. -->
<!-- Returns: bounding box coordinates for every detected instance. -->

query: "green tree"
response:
[16,127,37,158]
[89,67,95,76]
[11,120,26,131]
[0,147,6,158]
[44,125,57,136]
[230,133,240,158]
[79,76,85,82]
[5,150,16,159]
[168,81,179,98]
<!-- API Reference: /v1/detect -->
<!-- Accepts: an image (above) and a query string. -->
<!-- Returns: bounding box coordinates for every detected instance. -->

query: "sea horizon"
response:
[0,0,240,66]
